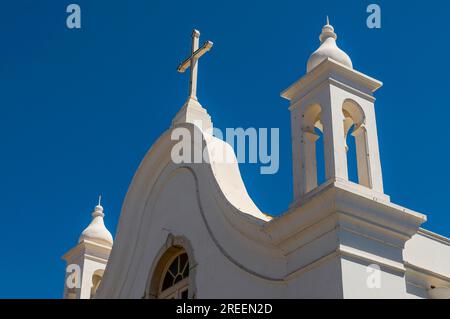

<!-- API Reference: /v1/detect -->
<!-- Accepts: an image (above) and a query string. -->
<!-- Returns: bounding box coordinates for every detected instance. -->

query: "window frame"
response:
[157,251,190,299]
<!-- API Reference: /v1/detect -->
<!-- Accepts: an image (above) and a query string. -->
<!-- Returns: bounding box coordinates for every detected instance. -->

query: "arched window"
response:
[342,99,371,188]
[158,251,190,299]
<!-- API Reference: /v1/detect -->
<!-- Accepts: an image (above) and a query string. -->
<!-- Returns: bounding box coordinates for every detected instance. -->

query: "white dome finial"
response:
[319,17,337,43]
[93,195,104,218]
[306,18,353,72]
[79,197,113,247]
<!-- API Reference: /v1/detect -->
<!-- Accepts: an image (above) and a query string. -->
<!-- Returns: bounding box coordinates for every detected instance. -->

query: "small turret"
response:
[62,197,113,299]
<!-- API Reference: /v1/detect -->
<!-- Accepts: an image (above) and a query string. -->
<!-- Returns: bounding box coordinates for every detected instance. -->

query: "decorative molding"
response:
[418,228,450,245]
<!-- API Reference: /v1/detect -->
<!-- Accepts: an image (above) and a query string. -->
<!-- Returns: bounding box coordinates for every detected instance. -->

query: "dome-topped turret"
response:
[307,17,353,73]
[78,197,113,247]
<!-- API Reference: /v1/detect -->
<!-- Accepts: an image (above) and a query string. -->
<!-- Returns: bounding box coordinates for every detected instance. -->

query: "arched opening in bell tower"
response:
[302,103,325,193]
[90,269,104,298]
[342,99,372,188]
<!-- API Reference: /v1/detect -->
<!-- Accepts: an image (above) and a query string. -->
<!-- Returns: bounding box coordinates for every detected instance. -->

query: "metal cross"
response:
[177,29,213,101]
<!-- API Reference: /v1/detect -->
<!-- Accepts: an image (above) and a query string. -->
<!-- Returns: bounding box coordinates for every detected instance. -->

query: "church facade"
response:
[62,21,450,299]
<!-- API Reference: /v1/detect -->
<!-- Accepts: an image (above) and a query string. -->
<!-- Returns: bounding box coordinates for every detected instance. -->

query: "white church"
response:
[62,20,450,299]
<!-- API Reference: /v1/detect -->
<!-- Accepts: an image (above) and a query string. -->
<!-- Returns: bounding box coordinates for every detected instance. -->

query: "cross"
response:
[177,29,213,101]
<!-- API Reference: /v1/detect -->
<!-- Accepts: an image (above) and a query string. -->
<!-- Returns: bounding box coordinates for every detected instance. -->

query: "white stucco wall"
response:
[404,230,450,278]
[403,229,450,298]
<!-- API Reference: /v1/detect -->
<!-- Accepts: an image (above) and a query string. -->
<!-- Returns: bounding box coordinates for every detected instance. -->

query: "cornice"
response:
[61,239,112,262]
[281,58,382,103]
[266,180,426,247]
[405,261,450,284]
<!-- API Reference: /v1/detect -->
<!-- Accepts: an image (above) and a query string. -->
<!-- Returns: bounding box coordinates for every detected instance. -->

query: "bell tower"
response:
[282,19,388,207]
[279,19,426,298]
[62,198,113,299]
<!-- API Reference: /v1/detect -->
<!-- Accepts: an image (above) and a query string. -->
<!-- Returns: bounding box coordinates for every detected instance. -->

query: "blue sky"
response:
[0,0,449,298]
